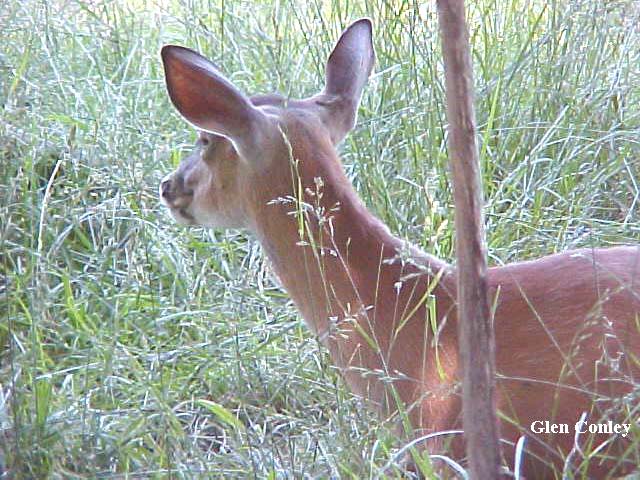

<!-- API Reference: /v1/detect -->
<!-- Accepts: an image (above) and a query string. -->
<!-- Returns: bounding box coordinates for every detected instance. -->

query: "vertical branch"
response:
[435,1,500,478]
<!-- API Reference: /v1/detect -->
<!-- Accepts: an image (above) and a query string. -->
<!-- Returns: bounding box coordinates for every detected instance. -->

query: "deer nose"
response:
[159,174,176,204]
[161,178,172,197]
[160,173,192,207]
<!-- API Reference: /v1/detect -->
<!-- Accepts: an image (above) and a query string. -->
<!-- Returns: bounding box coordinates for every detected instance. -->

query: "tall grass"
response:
[1,0,638,478]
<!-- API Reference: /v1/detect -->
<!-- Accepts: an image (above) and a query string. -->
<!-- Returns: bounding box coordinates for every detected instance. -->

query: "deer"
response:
[158,18,640,479]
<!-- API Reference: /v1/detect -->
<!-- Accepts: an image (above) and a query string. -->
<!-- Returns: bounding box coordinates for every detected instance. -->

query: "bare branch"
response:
[436,1,501,478]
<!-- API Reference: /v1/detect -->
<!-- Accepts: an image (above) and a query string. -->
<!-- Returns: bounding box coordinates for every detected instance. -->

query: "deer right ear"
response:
[320,19,375,144]
[161,45,269,158]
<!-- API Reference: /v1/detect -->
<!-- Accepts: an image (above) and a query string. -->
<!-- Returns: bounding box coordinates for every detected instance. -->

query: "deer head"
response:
[159,19,375,231]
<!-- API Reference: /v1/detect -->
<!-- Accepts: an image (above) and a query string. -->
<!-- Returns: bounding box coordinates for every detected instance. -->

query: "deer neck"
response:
[248,140,454,351]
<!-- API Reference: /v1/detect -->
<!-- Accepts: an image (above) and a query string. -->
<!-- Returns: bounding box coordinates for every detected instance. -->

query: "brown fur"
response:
[252,114,640,477]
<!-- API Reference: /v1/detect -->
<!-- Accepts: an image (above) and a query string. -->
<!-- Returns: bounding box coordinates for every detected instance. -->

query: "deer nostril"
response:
[161,179,172,197]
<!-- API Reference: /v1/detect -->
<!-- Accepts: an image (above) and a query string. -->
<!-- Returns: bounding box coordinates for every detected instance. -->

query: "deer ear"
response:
[321,18,375,143]
[161,45,268,157]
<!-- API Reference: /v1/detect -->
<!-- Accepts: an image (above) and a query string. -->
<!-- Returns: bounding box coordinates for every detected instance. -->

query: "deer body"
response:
[159,19,639,478]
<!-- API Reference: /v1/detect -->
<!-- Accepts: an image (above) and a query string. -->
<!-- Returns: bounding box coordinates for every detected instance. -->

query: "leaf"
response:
[197,400,243,431]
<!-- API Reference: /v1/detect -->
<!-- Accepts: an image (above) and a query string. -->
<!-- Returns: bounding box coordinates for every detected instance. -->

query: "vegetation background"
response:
[1,0,639,477]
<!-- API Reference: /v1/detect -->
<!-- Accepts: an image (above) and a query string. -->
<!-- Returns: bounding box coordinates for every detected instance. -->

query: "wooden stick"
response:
[436,1,501,478]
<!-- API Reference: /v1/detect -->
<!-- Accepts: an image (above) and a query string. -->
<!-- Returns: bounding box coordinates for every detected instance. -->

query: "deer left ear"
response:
[161,45,272,159]
[319,18,375,144]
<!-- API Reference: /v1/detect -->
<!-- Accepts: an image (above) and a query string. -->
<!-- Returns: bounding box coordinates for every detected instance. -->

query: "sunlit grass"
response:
[1,0,639,478]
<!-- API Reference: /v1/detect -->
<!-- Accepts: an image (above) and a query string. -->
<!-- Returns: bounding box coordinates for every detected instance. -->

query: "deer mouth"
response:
[177,207,195,222]
[163,204,196,225]
[161,196,196,224]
